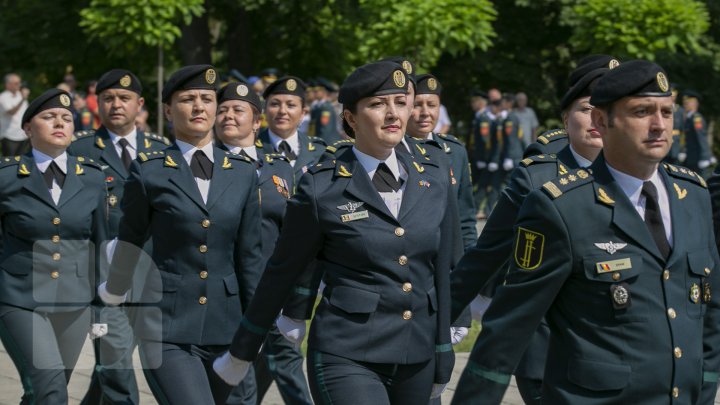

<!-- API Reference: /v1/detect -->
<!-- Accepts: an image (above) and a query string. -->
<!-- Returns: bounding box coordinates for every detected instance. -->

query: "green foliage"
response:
[79,0,205,53]
[562,0,710,60]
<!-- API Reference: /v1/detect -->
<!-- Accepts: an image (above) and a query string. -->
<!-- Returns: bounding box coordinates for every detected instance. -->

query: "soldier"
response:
[682,90,713,178]
[475,99,503,217]
[664,83,684,164]
[0,89,108,404]
[68,68,168,405]
[452,60,720,405]
[214,82,312,405]
[214,60,458,404]
[309,78,342,144]
[97,65,263,404]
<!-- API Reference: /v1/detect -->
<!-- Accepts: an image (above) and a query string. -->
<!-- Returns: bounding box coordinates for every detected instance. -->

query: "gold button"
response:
[52,217,61,225]
[674,347,682,358]
[705,267,712,275]
[51,235,60,243]
[612,272,620,281]
[50,271,59,279]
[199,245,208,253]
[199,271,208,279]
[402,282,412,292]
[663,270,670,280]
[672,387,679,398]
[398,255,408,266]
[668,308,677,319]
[394,227,405,237]
[199,296,207,305]
[402,310,412,320]
[201,219,211,228]
[52,253,61,261]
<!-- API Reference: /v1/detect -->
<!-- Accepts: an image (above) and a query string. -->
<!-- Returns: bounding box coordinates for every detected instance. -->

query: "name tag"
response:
[341,210,369,222]
[596,258,632,273]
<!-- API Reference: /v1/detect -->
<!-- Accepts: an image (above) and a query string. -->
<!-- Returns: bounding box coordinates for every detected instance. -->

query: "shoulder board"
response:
[308,136,327,146]
[137,150,166,162]
[146,132,172,145]
[541,168,593,199]
[74,156,102,170]
[663,163,707,188]
[224,151,253,163]
[308,159,336,174]
[436,133,463,145]
[328,139,355,154]
[520,154,558,167]
[265,153,290,163]
[536,129,567,145]
[71,129,96,142]
[0,156,22,169]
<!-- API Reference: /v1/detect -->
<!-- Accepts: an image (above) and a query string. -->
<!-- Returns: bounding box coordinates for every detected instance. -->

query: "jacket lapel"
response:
[397,153,427,222]
[57,156,83,207]
[205,148,236,211]
[96,127,128,177]
[257,129,276,154]
[294,132,316,173]
[166,147,208,213]
[663,168,689,267]
[20,154,57,210]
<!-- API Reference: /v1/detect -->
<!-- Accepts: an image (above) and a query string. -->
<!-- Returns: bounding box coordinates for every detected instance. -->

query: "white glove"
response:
[699,160,711,169]
[97,281,127,306]
[502,158,514,171]
[450,327,469,345]
[475,161,487,170]
[678,152,687,163]
[487,162,499,172]
[213,351,251,386]
[105,238,118,261]
[711,156,718,165]
[276,314,306,346]
[89,323,108,340]
[430,383,448,399]
[470,295,492,322]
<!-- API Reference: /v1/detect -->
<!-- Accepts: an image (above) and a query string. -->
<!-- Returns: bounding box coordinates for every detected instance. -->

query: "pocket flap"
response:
[329,286,379,314]
[583,255,640,283]
[568,358,631,391]
[223,274,239,295]
[159,271,182,292]
[688,250,712,276]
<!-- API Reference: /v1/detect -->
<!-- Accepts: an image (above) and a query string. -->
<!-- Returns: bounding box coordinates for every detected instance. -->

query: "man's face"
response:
[5,75,21,93]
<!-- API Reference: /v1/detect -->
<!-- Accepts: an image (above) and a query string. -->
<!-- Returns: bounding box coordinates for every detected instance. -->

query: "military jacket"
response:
[684,111,711,169]
[523,128,569,158]
[256,129,326,181]
[309,100,342,144]
[500,112,525,163]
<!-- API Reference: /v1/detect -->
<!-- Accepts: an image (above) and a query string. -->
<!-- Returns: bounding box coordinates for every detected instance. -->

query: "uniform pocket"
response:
[686,250,711,319]
[329,286,379,314]
[567,358,631,391]
[223,274,239,295]
[427,286,438,313]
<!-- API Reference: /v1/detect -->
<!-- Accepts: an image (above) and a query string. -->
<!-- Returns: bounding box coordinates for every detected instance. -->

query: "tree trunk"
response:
[178,0,212,65]
[157,45,164,137]
[226,7,253,75]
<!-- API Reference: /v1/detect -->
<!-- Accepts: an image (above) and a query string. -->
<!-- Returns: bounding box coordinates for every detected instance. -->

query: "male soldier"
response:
[664,83,684,164]
[683,90,713,178]
[68,69,169,405]
[309,78,341,144]
[452,60,720,404]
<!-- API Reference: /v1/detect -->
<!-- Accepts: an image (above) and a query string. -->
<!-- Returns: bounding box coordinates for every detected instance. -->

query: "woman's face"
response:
[23,107,74,154]
[407,93,440,138]
[265,94,303,138]
[164,89,217,141]
[347,93,409,158]
[564,96,603,153]
[215,100,260,146]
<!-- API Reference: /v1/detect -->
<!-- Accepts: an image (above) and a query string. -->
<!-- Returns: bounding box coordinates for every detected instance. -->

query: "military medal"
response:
[703,282,712,303]
[108,194,118,207]
[690,283,700,304]
[610,283,631,309]
[272,175,290,198]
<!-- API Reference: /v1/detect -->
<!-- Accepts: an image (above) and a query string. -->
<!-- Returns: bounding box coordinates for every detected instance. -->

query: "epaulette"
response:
[326,139,355,154]
[541,168,593,199]
[308,136,327,146]
[520,154,557,167]
[0,156,22,169]
[224,151,253,163]
[663,163,707,188]
[264,153,290,164]
[536,129,567,145]
[75,156,102,170]
[437,133,464,146]
[71,129,96,142]
[308,159,337,174]
[137,150,166,162]
[145,132,172,146]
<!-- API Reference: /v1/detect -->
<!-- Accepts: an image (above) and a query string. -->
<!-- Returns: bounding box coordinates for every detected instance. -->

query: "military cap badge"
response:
[205,68,217,84]
[393,70,405,88]
[402,60,413,75]
[286,79,297,91]
[60,94,71,107]
[120,75,132,87]
[428,78,437,91]
[656,72,669,92]
[237,84,249,96]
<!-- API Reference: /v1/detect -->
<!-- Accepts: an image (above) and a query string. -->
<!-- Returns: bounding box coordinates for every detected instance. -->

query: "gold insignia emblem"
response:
[58,94,71,107]
[558,164,568,175]
[402,60,413,74]
[415,144,427,156]
[443,143,451,153]
[559,178,569,185]
[164,155,178,168]
[237,84,249,96]
[120,75,131,87]
[393,70,406,88]
[142,138,150,149]
[337,165,352,177]
[690,283,700,304]
[611,284,630,307]
[673,183,687,200]
[521,158,533,167]
[18,164,30,176]
[108,194,118,207]
[577,169,589,179]
[413,161,425,173]
[598,187,615,205]
[568,174,577,182]
[265,154,273,163]
[255,139,263,148]
[205,68,217,84]
[286,79,297,92]
[542,181,562,198]
[75,164,84,175]
[538,135,549,145]
[308,142,316,151]
[222,156,232,169]
[703,282,712,303]
[608,59,620,69]
[514,227,544,270]
[14,156,20,162]
[428,78,437,91]
[656,72,669,92]
[96,137,106,149]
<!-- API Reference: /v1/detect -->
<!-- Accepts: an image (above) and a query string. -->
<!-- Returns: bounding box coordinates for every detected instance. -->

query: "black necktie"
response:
[278,141,297,161]
[43,161,65,189]
[373,162,403,192]
[190,150,213,180]
[641,181,670,259]
[239,149,253,161]
[118,138,132,170]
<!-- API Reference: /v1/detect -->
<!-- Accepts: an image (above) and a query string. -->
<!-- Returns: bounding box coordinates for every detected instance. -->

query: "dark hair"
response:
[341,102,357,138]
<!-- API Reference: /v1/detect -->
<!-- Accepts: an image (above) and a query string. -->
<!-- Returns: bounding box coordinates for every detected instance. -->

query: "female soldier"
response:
[214,82,312,405]
[97,65,263,405]
[215,61,458,404]
[0,88,108,404]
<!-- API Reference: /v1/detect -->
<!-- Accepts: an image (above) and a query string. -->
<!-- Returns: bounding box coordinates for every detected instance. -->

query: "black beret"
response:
[96,69,142,95]
[415,74,442,96]
[22,88,73,125]
[316,77,338,92]
[217,82,262,111]
[338,61,408,107]
[262,76,306,100]
[568,55,620,87]
[560,67,608,111]
[162,64,217,103]
[590,60,671,107]
[682,89,702,101]
[261,68,279,82]
[380,56,416,85]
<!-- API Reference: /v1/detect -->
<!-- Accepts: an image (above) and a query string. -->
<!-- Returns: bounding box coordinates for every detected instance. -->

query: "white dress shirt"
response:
[176,140,215,203]
[353,147,407,218]
[268,130,300,166]
[606,163,673,247]
[224,144,260,177]
[33,149,67,204]
[569,145,593,168]
[108,128,138,161]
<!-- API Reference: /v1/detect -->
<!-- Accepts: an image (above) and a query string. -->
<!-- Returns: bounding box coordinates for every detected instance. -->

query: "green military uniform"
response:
[523,128,568,158]
[310,100,342,145]
[255,129,326,183]
[684,110,711,177]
